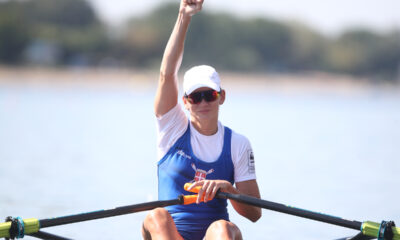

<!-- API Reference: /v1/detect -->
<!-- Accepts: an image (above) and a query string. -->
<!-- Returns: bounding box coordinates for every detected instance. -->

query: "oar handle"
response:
[184,183,201,193]
[182,194,214,205]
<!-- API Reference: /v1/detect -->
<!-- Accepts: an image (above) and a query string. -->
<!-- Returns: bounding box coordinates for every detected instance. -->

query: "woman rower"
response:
[142,0,261,239]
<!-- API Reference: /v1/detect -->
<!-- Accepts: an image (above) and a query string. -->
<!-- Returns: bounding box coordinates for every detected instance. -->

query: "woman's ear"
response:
[182,96,189,110]
[219,89,226,105]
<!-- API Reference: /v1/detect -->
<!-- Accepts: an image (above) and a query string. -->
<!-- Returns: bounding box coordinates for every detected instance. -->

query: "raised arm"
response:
[154,0,204,117]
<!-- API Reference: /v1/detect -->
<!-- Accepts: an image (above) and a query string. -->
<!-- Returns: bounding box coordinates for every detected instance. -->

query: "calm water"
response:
[0,81,399,239]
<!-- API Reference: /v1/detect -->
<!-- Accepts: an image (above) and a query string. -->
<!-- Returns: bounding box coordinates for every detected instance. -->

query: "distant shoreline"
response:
[0,66,399,95]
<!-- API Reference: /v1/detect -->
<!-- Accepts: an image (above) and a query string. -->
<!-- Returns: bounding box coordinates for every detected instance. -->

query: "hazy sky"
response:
[88,0,400,35]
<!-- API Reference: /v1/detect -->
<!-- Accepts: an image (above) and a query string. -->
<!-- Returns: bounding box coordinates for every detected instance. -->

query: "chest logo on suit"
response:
[191,163,214,182]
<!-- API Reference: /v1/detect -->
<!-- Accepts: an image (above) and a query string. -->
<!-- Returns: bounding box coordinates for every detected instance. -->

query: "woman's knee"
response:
[142,208,182,240]
[144,208,171,226]
[206,220,242,240]
[143,208,173,234]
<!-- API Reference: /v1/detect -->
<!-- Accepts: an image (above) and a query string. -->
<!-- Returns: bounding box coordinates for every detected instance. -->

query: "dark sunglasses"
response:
[184,90,221,104]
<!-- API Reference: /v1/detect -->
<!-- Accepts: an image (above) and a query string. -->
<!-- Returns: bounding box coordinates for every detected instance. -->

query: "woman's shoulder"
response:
[224,125,251,148]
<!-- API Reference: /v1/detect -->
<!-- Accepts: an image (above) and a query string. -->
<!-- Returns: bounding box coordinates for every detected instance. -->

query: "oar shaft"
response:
[217,192,362,230]
[29,230,73,240]
[40,198,182,228]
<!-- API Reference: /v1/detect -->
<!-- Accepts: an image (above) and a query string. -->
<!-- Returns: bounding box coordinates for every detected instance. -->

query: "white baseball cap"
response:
[183,65,221,95]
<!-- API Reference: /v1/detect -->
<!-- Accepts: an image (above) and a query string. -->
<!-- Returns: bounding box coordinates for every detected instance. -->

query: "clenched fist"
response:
[180,0,204,16]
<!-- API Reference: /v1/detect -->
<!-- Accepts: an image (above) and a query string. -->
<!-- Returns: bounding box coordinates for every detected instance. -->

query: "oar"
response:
[217,191,362,229]
[184,183,400,240]
[29,230,73,240]
[2,184,399,240]
[217,191,399,239]
[0,195,200,239]
[335,232,375,240]
[39,198,183,228]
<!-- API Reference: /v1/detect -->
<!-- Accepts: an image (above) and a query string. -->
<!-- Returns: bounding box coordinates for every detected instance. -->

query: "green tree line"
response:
[1,0,399,81]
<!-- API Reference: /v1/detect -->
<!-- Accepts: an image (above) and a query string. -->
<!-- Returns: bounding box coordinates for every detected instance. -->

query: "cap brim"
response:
[185,82,220,95]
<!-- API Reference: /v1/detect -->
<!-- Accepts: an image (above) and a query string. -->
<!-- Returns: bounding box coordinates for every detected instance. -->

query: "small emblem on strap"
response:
[248,150,255,174]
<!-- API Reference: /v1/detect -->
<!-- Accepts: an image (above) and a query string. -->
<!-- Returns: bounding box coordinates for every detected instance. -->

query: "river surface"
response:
[0,77,399,239]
